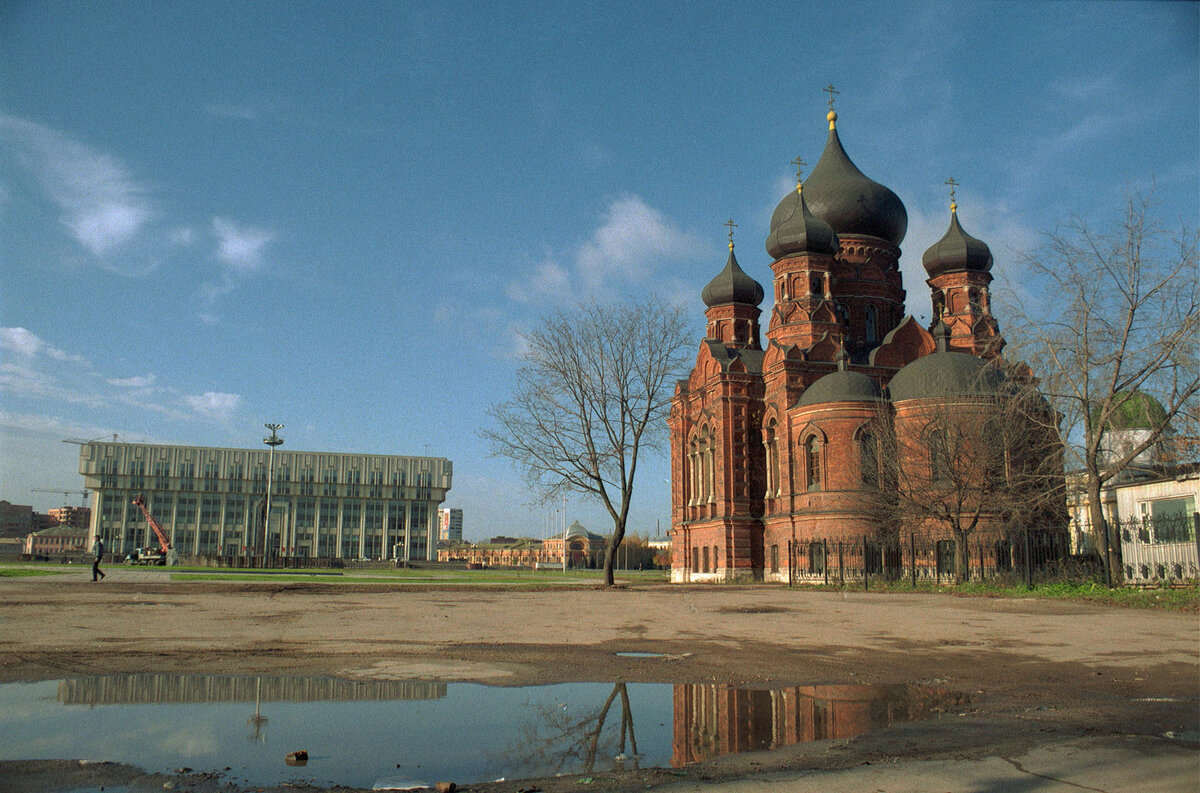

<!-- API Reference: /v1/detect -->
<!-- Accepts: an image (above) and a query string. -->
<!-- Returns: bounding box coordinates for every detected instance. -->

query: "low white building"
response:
[1068,466,1199,584]
[1112,470,1198,584]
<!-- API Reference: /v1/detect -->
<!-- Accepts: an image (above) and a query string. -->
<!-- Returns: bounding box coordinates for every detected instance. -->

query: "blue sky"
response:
[1,1,1196,540]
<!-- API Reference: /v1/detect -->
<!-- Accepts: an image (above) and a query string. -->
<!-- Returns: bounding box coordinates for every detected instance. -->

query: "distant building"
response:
[438,507,463,542]
[542,521,607,568]
[0,501,33,539]
[48,506,91,529]
[78,441,452,561]
[23,524,89,558]
[0,538,25,559]
[439,537,544,567]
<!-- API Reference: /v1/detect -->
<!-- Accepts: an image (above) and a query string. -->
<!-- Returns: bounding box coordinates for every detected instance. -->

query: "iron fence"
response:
[780,529,1078,589]
[777,515,1199,588]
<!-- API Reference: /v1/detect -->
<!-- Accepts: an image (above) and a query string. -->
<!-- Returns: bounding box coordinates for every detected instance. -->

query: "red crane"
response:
[130,494,176,565]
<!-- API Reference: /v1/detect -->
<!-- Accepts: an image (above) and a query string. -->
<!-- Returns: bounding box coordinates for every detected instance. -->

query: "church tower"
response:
[668,228,767,581]
[801,103,908,359]
[921,185,1002,357]
[702,221,764,351]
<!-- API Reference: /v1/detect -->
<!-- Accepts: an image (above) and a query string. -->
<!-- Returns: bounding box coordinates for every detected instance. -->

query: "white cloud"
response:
[504,195,703,304]
[212,217,275,272]
[0,327,87,363]
[576,195,701,288]
[505,258,571,304]
[0,115,155,258]
[0,362,105,407]
[170,226,197,246]
[108,373,156,388]
[184,391,242,421]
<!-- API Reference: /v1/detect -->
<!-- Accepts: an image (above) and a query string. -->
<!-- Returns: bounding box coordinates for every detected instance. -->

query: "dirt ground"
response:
[1,570,1197,792]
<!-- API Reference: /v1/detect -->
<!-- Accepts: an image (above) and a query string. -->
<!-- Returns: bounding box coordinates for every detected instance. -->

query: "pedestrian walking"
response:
[92,536,106,582]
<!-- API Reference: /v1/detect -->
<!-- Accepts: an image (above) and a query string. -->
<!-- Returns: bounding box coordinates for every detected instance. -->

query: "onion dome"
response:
[796,345,882,406]
[702,245,764,308]
[766,182,839,259]
[796,368,882,407]
[800,110,908,246]
[888,323,1005,402]
[922,202,993,278]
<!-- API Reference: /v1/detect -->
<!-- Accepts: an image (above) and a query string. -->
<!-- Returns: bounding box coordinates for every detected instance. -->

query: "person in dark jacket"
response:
[92,536,106,582]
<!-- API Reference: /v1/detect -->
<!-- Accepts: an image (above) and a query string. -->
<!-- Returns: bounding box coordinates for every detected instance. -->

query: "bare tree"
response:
[866,383,1064,583]
[483,299,692,586]
[1005,194,1200,583]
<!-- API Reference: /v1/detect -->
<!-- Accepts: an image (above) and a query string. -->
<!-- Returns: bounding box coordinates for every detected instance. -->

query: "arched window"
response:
[865,305,877,343]
[983,418,1007,487]
[700,427,710,501]
[805,435,821,492]
[688,436,699,506]
[764,419,779,498]
[701,546,710,574]
[811,277,822,296]
[860,431,878,488]
[929,428,950,483]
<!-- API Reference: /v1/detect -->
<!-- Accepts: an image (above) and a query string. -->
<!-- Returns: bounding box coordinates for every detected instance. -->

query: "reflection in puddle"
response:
[673,683,970,766]
[0,675,965,788]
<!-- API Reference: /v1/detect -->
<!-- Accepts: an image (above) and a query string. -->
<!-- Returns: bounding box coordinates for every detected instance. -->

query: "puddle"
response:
[0,674,966,788]
[615,651,666,658]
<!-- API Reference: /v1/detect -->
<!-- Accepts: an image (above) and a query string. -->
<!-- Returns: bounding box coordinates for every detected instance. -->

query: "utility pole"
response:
[263,424,284,562]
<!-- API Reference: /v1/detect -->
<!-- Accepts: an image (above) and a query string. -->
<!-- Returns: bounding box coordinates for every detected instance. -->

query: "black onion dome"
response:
[795,369,882,407]
[766,185,839,259]
[702,247,765,308]
[802,121,908,246]
[922,209,993,277]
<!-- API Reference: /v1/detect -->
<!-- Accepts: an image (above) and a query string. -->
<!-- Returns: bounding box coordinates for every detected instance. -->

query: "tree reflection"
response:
[501,682,639,777]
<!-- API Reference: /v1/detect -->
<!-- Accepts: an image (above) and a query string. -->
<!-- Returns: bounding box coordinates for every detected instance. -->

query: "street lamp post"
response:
[263,423,284,563]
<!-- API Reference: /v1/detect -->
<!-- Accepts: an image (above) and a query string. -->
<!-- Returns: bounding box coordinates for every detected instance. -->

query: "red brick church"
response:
[669,99,1062,583]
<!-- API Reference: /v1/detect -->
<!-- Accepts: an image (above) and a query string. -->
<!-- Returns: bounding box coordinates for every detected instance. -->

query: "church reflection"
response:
[672,683,969,766]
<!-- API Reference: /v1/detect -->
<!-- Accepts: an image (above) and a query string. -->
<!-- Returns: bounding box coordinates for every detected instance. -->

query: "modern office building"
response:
[78,441,452,561]
[438,507,463,542]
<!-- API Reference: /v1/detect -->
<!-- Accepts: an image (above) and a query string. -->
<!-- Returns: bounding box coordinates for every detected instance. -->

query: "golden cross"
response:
[791,156,807,184]
[823,84,839,112]
[724,218,737,248]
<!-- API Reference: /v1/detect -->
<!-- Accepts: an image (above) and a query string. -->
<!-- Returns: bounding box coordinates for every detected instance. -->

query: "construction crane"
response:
[129,494,178,566]
[63,434,118,446]
[32,488,90,508]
